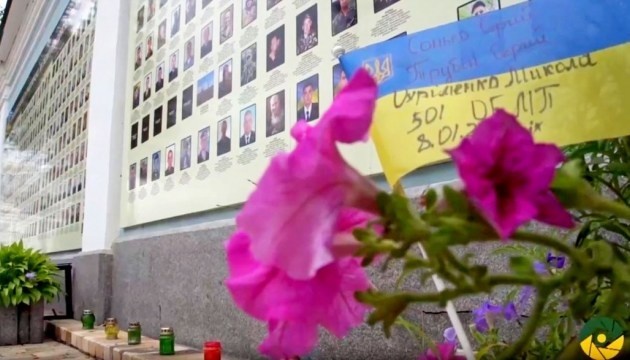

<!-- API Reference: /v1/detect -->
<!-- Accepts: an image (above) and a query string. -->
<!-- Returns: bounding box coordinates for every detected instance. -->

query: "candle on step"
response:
[160,327,176,355]
[81,310,95,330]
[127,322,142,345]
[104,318,119,340]
[204,341,221,360]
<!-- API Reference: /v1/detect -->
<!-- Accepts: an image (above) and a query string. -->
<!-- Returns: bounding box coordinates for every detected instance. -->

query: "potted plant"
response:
[0,240,62,345]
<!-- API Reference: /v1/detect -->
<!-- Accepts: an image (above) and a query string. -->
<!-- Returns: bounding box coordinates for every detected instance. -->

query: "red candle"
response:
[204,341,221,360]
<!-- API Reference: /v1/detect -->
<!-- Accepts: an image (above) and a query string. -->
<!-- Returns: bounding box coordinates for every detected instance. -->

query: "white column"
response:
[0,84,10,197]
[81,0,130,252]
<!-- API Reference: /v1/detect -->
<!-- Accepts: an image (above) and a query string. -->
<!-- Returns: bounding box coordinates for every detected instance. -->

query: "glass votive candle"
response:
[204,341,221,360]
[81,310,95,330]
[159,327,175,355]
[127,322,142,345]
[104,318,119,340]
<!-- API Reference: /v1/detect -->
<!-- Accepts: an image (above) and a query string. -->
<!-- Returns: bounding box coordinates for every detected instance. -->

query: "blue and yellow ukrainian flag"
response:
[340,0,630,186]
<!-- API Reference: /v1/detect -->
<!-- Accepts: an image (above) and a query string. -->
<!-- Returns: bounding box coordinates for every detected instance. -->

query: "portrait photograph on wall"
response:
[266,25,285,72]
[131,122,139,149]
[217,116,231,156]
[137,6,144,32]
[197,127,210,163]
[141,115,150,143]
[242,0,258,28]
[139,157,148,186]
[457,0,501,20]
[332,63,348,97]
[218,59,233,98]
[182,85,194,119]
[220,5,234,44]
[169,50,179,81]
[267,0,281,10]
[331,0,358,36]
[296,74,319,122]
[158,20,167,48]
[239,104,256,147]
[266,90,285,137]
[200,22,213,58]
[167,96,177,128]
[240,43,257,86]
[154,106,163,136]
[296,4,318,55]
[132,82,140,108]
[156,63,165,92]
[185,0,196,24]
[180,136,192,170]
[184,37,195,72]
[129,163,137,190]
[171,5,181,36]
[197,71,214,105]
[373,0,400,13]
[152,151,161,181]
[165,144,176,176]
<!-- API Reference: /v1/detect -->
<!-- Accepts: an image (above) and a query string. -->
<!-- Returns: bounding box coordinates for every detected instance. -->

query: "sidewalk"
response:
[0,340,93,359]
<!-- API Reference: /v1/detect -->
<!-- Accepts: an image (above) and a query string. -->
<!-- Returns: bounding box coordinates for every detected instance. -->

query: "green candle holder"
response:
[127,322,142,345]
[81,310,95,330]
[159,327,175,355]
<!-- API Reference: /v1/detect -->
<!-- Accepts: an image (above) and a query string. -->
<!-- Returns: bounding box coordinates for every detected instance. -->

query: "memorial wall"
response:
[121,0,521,226]
[1,5,97,252]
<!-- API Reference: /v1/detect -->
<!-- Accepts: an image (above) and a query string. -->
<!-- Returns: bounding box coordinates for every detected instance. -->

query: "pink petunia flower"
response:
[419,342,466,360]
[225,230,371,359]
[235,69,380,280]
[447,110,574,239]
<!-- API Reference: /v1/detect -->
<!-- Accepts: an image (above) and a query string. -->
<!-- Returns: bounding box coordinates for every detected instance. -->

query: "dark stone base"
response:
[108,226,432,359]
[0,302,44,345]
[72,251,113,325]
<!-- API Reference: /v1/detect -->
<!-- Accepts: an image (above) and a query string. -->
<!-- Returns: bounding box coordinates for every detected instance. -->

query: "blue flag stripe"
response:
[340,0,630,97]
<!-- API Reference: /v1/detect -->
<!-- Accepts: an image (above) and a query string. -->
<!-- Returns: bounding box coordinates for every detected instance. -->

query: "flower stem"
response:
[498,289,548,360]
[400,275,534,304]
[590,196,630,221]
[511,230,585,265]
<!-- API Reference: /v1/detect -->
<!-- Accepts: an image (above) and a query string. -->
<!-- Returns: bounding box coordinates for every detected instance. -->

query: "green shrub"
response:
[0,240,62,307]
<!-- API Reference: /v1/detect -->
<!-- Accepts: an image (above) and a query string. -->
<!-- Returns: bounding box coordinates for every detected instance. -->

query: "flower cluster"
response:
[225,69,381,359]
[223,58,627,359]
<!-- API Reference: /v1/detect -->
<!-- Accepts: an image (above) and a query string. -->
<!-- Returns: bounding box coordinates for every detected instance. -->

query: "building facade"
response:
[0,0,525,358]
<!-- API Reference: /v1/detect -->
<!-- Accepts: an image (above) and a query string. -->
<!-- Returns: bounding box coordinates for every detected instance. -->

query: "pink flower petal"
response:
[534,192,575,228]
[259,320,318,360]
[448,109,573,239]
[419,342,466,360]
[237,69,380,279]
[226,232,371,358]
[320,259,370,337]
[319,69,378,144]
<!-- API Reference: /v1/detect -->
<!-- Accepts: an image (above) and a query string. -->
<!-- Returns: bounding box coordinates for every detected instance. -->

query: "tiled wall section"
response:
[1,11,96,252]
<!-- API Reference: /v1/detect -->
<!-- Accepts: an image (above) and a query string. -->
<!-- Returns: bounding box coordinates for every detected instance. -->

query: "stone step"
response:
[45,319,233,360]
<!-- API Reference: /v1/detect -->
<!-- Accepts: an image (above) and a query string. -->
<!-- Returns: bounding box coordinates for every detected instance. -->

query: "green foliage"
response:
[0,240,62,308]
[353,143,630,359]
[563,136,630,325]
[564,137,630,249]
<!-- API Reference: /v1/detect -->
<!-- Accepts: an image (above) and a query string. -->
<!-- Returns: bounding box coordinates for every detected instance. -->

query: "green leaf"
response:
[424,189,437,209]
[442,186,469,214]
[357,291,410,337]
[509,256,536,276]
[0,240,62,307]
[31,288,41,302]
